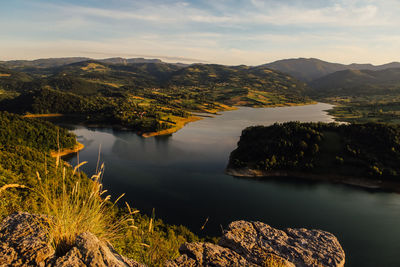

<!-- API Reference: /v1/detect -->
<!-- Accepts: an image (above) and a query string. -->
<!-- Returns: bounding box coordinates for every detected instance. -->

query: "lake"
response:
[67,103,400,267]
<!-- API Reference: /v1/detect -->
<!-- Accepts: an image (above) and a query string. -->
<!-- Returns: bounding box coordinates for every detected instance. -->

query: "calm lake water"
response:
[67,103,400,267]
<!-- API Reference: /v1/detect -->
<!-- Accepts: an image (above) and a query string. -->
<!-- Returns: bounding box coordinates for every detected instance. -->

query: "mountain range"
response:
[2,56,400,101]
[0,57,172,70]
[263,58,400,82]
[309,68,400,97]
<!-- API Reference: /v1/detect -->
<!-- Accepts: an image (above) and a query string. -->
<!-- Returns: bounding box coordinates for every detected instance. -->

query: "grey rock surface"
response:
[0,212,144,267]
[0,213,345,267]
[168,220,345,267]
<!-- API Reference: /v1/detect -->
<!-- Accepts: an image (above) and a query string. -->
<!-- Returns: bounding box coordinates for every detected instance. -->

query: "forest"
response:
[228,122,400,179]
[0,60,313,135]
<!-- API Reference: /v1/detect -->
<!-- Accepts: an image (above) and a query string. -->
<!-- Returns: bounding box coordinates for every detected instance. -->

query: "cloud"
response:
[1,0,400,65]
[37,0,398,28]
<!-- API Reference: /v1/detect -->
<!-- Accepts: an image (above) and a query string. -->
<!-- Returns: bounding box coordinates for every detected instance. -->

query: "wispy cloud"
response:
[37,0,398,27]
[0,0,399,64]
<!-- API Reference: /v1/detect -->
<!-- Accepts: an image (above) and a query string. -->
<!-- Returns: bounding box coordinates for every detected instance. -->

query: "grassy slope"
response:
[0,60,313,135]
[306,68,400,124]
[0,111,201,266]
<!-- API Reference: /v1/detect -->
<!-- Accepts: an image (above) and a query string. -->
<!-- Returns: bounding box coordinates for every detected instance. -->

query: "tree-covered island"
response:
[227,122,400,191]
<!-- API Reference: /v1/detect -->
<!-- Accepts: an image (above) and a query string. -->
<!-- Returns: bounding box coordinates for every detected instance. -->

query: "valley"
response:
[2,57,400,266]
[0,58,313,136]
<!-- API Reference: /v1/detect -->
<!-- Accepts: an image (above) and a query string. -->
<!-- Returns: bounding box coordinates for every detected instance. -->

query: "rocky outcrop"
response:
[167,220,345,267]
[0,213,345,267]
[0,212,144,267]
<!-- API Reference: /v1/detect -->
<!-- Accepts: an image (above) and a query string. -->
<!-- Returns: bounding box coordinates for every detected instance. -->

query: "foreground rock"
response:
[167,220,345,267]
[0,212,144,267]
[0,213,345,267]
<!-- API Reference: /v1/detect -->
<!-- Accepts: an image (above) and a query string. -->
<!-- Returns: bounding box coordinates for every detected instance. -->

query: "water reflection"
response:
[67,103,400,267]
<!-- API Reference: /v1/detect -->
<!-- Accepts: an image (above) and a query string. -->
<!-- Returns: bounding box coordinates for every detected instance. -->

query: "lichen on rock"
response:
[168,220,345,267]
[0,213,345,267]
[0,212,144,267]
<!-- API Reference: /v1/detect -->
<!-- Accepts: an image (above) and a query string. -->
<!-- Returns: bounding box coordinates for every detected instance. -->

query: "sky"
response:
[0,0,399,65]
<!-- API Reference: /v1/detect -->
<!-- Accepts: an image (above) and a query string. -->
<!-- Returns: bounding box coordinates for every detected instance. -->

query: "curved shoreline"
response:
[141,116,202,138]
[50,142,85,158]
[225,167,400,193]
[23,113,63,118]
[21,102,322,138]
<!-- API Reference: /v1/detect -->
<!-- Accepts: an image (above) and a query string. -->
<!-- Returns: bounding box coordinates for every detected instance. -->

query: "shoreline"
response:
[26,101,326,138]
[141,101,319,137]
[225,167,400,193]
[141,116,202,138]
[249,100,318,108]
[23,113,63,118]
[50,142,85,158]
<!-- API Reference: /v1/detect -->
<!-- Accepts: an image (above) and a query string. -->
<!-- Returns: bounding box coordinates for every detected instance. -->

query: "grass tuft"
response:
[0,184,28,195]
[34,160,137,256]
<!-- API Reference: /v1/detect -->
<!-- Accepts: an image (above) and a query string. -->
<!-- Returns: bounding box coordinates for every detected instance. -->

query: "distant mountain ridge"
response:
[0,57,179,70]
[3,57,400,83]
[1,60,309,98]
[309,67,400,97]
[263,58,400,82]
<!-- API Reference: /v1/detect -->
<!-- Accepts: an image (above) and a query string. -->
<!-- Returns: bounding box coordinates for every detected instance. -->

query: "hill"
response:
[0,57,90,70]
[306,68,400,124]
[309,68,400,97]
[263,58,400,82]
[0,66,35,101]
[0,57,169,71]
[0,111,200,266]
[0,66,33,90]
[0,60,313,135]
[0,111,79,216]
[227,122,400,190]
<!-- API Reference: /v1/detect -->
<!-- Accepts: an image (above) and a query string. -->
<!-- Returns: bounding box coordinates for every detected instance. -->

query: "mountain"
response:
[2,60,309,101]
[166,64,309,103]
[0,57,172,71]
[309,68,400,97]
[263,58,400,82]
[0,66,33,92]
[98,57,163,65]
[0,57,90,70]
[0,60,312,134]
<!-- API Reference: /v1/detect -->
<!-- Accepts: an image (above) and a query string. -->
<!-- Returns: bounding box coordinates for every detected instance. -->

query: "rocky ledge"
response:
[167,220,345,267]
[0,212,144,267]
[0,213,345,267]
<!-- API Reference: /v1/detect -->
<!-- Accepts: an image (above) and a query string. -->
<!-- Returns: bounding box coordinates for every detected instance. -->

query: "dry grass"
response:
[81,63,107,72]
[34,158,138,255]
[0,184,28,195]
[50,142,85,158]
[142,116,202,137]
[23,113,63,118]
[262,253,288,267]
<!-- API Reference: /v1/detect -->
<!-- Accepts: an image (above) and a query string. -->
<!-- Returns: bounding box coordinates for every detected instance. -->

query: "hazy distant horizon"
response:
[1,56,400,67]
[1,0,399,65]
